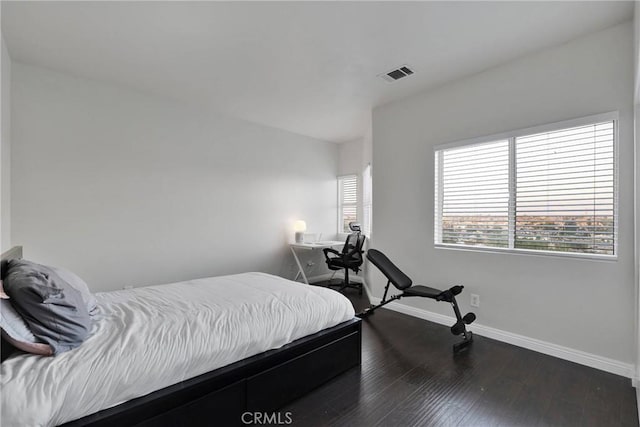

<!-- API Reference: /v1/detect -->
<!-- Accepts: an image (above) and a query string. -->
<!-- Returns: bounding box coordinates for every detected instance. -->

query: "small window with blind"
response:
[434,113,617,258]
[338,175,358,233]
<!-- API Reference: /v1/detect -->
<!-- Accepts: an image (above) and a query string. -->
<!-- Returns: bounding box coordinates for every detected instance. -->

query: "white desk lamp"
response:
[294,220,307,243]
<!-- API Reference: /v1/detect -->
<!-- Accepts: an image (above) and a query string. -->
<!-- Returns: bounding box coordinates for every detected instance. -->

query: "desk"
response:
[290,241,344,285]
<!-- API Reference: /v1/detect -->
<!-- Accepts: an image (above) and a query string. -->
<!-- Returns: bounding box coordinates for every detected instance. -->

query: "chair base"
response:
[327,279,363,295]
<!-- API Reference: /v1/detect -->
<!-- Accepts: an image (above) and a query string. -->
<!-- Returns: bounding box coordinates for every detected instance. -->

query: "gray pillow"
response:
[51,266,98,316]
[4,259,91,355]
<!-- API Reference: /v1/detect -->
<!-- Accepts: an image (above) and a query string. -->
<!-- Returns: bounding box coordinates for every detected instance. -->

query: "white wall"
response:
[635,2,640,102]
[338,138,363,177]
[372,22,634,364]
[1,38,11,251]
[11,63,339,292]
[635,104,640,384]
[634,2,640,386]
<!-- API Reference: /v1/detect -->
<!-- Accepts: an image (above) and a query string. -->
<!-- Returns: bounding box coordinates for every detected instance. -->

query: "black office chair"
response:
[323,222,366,294]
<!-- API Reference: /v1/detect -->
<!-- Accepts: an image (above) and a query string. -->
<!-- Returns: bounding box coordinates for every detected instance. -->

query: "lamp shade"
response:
[294,220,307,243]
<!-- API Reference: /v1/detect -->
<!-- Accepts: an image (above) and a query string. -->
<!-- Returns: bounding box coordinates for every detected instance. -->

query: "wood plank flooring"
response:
[282,286,638,426]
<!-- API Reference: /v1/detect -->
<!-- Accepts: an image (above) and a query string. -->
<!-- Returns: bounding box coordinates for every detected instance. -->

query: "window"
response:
[434,114,616,257]
[363,164,372,237]
[338,175,358,233]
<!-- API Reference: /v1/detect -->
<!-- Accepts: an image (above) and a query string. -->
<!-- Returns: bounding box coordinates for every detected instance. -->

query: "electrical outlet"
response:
[470,294,480,308]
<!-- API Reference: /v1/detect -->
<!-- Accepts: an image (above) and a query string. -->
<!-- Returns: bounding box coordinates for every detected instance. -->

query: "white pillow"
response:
[51,267,98,316]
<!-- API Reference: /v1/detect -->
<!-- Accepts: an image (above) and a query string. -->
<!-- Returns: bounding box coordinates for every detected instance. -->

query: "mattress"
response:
[1,272,355,426]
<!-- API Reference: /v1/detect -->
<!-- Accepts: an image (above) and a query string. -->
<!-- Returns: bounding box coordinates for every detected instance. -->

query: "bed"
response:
[0,246,362,426]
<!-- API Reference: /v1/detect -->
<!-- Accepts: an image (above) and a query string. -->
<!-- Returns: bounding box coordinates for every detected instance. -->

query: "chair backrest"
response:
[348,222,361,233]
[341,228,366,266]
[342,232,357,254]
[366,249,413,290]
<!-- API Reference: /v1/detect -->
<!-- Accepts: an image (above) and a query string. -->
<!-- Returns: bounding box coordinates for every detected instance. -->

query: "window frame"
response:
[338,174,359,234]
[434,112,619,261]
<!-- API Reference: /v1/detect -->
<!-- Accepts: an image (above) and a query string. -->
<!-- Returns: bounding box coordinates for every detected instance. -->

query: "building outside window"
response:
[434,113,616,258]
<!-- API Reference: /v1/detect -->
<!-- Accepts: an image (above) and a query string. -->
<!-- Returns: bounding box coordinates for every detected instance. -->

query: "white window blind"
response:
[515,122,615,255]
[363,164,372,237]
[434,115,616,257]
[338,175,358,233]
[435,140,510,248]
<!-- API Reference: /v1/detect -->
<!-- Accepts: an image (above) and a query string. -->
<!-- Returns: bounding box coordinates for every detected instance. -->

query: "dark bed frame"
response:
[1,246,362,426]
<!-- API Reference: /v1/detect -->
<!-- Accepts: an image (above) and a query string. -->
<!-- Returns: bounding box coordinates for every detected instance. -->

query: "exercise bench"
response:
[358,248,476,353]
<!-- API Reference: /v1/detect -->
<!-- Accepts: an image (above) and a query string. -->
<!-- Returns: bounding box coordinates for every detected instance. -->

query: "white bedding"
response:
[0,272,354,426]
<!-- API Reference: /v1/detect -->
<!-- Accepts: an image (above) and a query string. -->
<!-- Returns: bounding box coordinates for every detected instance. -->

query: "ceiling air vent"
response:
[379,65,414,83]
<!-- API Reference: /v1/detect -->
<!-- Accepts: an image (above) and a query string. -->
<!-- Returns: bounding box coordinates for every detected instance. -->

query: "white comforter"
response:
[1,272,354,426]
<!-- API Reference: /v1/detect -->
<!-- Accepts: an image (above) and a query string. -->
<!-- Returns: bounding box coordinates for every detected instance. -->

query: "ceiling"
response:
[2,1,634,143]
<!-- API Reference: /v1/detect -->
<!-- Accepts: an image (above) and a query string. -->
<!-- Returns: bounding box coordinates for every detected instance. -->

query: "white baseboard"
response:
[362,278,373,301]
[369,296,635,379]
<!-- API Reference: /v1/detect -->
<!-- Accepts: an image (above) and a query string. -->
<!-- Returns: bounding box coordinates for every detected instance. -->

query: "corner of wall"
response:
[1,36,12,251]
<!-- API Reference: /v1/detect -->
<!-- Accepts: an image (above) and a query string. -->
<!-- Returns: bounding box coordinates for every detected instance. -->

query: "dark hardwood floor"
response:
[283,285,638,427]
